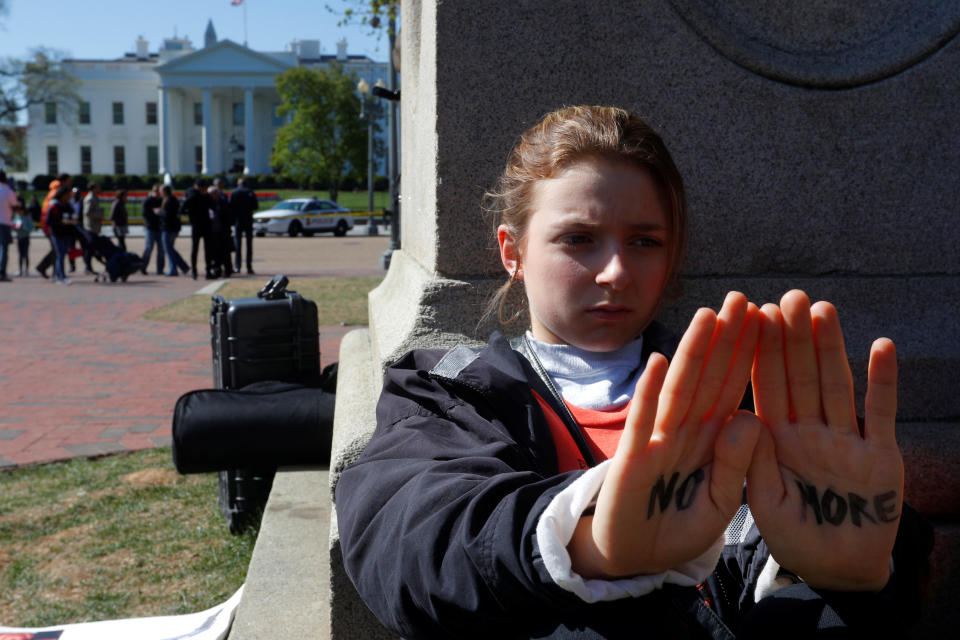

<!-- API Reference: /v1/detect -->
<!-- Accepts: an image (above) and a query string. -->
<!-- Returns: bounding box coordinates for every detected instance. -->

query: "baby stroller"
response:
[83,232,146,283]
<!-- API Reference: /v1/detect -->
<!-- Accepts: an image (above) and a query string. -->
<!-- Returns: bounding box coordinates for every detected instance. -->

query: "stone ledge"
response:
[327,327,397,639]
[228,467,331,640]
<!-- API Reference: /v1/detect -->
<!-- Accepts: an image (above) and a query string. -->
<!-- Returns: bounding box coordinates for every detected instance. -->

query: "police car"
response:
[253,198,355,237]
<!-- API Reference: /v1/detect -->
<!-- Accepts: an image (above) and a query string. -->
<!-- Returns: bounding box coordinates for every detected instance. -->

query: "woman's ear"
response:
[498,224,521,277]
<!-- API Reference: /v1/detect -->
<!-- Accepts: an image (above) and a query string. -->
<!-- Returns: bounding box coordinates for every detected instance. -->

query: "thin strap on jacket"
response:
[511,334,598,468]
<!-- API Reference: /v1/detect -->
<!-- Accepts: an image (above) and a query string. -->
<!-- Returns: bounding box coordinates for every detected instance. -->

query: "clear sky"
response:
[0,0,387,61]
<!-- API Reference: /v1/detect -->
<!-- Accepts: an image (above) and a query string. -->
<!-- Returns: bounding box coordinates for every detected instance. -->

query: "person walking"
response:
[46,185,77,285]
[213,178,233,277]
[181,179,211,280]
[140,183,165,275]
[0,169,20,282]
[207,184,233,278]
[230,177,259,275]
[12,202,34,276]
[35,174,71,278]
[110,189,129,251]
[83,183,104,236]
[78,184,102,275]
[158,184,188,276]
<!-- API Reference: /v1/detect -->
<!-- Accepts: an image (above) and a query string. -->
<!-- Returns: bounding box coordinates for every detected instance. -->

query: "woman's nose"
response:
[595,248,631,289]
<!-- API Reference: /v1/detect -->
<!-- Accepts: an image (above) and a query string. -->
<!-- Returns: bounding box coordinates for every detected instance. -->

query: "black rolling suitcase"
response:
[210,275,321,532]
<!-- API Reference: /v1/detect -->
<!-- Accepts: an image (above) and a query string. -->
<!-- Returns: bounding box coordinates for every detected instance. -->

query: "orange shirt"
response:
[533,391,631,473]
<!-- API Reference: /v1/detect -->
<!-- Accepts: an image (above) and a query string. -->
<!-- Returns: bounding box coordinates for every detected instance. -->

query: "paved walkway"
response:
[0,232,390,468]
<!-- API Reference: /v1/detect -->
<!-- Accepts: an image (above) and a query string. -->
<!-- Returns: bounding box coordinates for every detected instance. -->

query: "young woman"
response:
[335,106,926,639]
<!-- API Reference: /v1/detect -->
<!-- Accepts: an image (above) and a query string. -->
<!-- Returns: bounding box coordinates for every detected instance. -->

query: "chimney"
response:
[336,38,348,61]
[136,36,149,59]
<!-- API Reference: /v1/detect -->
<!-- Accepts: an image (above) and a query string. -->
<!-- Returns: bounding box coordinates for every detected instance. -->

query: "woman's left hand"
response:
[747,290,903,591]
[569,292,763,578]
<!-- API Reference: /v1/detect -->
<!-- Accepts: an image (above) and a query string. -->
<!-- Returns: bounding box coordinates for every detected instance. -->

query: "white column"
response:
[244,88,254,174]
[202,88,213,175]
[158,86,170,174]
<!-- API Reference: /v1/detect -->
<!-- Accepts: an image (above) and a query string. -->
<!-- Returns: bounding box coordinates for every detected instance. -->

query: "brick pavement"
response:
[0,233,390,468]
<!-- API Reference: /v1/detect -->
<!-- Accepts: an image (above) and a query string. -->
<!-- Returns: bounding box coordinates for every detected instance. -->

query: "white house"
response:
[26,21,390,179]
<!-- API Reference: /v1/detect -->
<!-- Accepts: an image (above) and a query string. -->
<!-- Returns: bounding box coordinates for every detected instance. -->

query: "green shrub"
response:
[32,175,53,191]
[90,174,115,190]
[259,174,277,189]
[172,174,196,189]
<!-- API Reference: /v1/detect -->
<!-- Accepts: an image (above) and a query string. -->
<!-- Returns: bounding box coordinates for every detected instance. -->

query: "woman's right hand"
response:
[569,292,763,578]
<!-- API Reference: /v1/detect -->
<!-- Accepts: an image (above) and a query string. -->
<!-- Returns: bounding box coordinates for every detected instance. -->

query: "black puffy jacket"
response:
[336,330,930,639]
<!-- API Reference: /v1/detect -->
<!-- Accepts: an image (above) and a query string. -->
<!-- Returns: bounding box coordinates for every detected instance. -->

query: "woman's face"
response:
[499,157,671,352]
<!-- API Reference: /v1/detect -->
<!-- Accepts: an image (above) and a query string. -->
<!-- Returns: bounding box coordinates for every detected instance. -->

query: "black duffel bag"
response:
[172,379,335,474]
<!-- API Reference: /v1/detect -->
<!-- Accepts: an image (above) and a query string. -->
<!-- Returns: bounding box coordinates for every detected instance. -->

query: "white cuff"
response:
[536,459,723,603]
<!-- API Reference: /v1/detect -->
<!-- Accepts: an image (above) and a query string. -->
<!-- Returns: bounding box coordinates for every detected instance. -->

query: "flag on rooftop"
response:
[231,0,243,6]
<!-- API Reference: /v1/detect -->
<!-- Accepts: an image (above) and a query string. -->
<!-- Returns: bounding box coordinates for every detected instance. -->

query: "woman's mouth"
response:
[587,305,631,320]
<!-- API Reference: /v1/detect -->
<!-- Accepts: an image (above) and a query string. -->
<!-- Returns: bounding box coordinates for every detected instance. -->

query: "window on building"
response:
[232,102,244,126]
[147,144,160,175]
[147,145,159,175]
[80,146,92,174]
[44,102,57,124]
[146,101,157,125]
[195,146,203,173]
[271,103,284,127]
[79,101,91,125]
[112,101,124,125]
[114,145,126,174]
[194,102,203,126]
[47,146,58,175]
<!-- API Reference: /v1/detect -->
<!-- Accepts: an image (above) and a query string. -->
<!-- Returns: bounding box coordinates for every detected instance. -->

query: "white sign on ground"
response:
[0,586,242,640]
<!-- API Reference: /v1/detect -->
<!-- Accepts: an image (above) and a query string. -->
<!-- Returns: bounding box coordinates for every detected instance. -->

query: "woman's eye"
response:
[560,234,591,246]
[632,236,663,248]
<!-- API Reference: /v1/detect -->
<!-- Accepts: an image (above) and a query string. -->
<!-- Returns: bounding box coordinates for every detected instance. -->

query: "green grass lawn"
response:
[143,277,382,326]
[0,448,254,627]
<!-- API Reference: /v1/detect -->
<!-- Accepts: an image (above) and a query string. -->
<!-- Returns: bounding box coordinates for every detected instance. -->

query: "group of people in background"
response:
[140,177,258,280]
[0,171,259,285]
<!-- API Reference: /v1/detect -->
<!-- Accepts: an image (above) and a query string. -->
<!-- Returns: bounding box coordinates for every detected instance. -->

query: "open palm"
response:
[571,292,763,578]
[747,291,903,591]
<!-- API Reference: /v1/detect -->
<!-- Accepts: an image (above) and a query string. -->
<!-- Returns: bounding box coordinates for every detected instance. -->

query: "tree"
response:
[328,0,399,35]
[0,47,77,167]
[271,65,373,202]
[0,125,26,170]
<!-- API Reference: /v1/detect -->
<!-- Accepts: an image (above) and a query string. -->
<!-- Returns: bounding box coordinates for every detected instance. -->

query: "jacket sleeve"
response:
[335,349,597,640]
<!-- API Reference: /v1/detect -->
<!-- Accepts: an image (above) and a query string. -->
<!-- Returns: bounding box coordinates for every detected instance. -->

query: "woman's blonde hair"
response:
[484,105,688,324]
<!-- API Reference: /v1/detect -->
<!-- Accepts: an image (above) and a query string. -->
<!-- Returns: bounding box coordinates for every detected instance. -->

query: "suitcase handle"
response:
[257,274,289,300]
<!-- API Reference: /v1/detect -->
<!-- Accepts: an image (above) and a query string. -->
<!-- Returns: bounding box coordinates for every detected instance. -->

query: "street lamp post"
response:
[369,11,401,269]
[380,14,400,270]
[356,78,379,236]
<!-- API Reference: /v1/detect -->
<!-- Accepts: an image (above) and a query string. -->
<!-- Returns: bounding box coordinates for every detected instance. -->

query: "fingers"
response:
[745,425,785,508]
[711,411,763,514]
[685,292,750,422]
[654,306,718,436]
[810,301,858,434]
[708,302,761,422]
[780,290,822,424]
[619,353,668,456]
[752,303,790,426]
[864,338,898,446]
